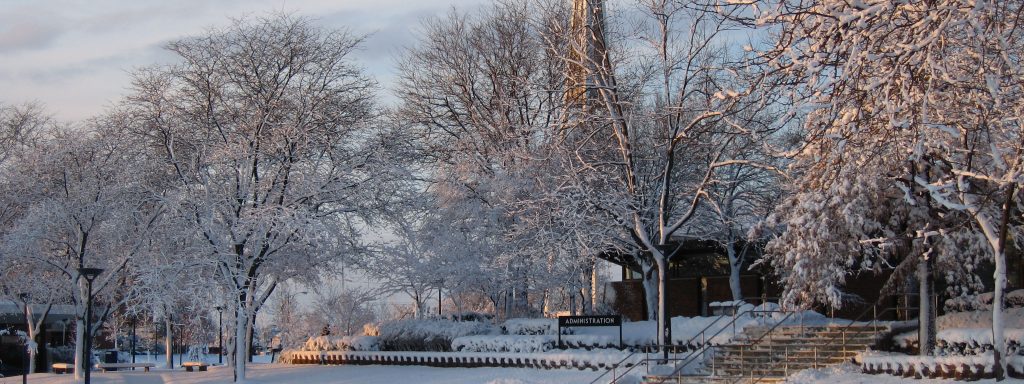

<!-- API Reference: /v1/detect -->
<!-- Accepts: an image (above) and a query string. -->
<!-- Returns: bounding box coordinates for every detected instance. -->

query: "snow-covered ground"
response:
[18,363,598,384]
[784,363,1024,384]
[16,362,1024,384]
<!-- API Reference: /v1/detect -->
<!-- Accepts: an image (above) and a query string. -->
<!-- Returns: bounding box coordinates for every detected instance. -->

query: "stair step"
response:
[623,323,893,383]
[642,374,787,384]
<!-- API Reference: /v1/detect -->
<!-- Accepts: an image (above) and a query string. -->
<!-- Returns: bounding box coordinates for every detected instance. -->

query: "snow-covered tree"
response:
[744,0,1024,375]
[393,1,577,319]
[309,284,376,337]
[122,14,389,381]
[0,122,163,379]
[555,0,778,350]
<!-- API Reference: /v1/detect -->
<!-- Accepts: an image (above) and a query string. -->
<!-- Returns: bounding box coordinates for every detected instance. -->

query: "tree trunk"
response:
[246,312,256,363]
[21,302,49,374]
[992,237,1007,380]
[655,255,669,355]
[164,317,173,369]
[726,238,742,301]
[590,257,599,313]
[233,306,248,381]
[641,262,658,321]
[74,318,85,379]
[918,255,936,356]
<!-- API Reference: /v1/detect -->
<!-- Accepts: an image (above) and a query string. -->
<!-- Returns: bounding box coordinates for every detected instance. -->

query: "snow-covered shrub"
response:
[378,319,497,351]
[502,318,563,335]
[453,335,555,352]
[945,290,1024,312]
[301,335,380,351]
[363,323,379,337]
[447,312,494,323]
[452,334,629,352]
[48,345,75,364]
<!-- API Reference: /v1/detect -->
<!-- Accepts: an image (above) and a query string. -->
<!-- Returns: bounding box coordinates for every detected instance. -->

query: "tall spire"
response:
[566,0,609,109]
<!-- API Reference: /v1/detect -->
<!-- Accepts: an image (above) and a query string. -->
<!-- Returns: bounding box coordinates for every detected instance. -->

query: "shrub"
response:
[301,335,380,351]
[377,319,497,351]
[502,318,565,335]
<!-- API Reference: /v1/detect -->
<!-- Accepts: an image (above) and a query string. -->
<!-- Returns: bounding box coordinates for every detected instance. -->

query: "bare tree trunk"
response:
[164,317,173,369]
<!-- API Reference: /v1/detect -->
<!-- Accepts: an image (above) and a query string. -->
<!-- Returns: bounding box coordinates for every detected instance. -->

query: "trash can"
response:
[104,351,119,364]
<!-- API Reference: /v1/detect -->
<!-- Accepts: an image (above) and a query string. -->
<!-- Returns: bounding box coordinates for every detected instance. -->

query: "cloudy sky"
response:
[0,0,488,121]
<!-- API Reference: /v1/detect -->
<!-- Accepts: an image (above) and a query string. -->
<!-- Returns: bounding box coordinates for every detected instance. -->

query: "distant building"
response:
[0,301,76,375]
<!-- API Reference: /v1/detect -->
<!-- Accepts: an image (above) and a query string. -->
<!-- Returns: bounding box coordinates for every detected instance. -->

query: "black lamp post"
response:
[214,306,223,365]
[78,267,104,384]
[130,316,136,369]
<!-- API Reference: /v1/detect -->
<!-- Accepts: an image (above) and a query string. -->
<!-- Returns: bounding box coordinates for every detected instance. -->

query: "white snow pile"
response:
[302,335,380,352]
[378,319,498,351]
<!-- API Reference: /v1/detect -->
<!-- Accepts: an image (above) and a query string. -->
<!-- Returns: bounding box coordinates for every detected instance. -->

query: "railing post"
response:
[785,345,789,377]
[712,345,716,376]
[873,305,878,334]
[842,329,847,359]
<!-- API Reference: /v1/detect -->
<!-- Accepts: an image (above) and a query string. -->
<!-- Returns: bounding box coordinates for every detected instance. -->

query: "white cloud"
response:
[0,0,487,121]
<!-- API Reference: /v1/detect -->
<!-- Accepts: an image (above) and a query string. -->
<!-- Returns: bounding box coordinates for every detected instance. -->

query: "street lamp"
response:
[78,267,104,384]
[214,306,224,365]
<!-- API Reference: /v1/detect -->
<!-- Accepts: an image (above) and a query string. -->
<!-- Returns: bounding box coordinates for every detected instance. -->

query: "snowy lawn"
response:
[18,362,1024,384]
[18,363,601,384]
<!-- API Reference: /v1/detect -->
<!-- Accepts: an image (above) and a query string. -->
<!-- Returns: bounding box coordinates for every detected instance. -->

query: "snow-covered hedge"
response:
[945,290,1024,312]
[302,335,380,352]
[452,335,628,353]
[378,319,498,352]
[454,335,555,352]
[281,349,638,370]
[895,328,1024,356]
[502,318,562,335]
[861,351,1001,379]
[893,308,1024,355]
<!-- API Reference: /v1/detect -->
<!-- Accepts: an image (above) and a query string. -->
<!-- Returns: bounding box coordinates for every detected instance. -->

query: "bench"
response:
[95,362,156,372]
[53,363,74,374]
[182,361,209,372]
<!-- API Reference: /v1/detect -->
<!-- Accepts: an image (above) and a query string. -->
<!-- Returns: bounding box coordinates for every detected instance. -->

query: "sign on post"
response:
[557,315,623,349]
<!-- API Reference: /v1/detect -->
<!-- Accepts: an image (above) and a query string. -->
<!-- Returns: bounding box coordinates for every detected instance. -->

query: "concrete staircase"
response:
[640,324,890,384]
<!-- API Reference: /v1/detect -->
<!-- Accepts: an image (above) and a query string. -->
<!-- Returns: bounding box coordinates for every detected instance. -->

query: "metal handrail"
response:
[638,307,795,384]
[731,292,920,384]
[589,297,781,384]
[592,305,783,384]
